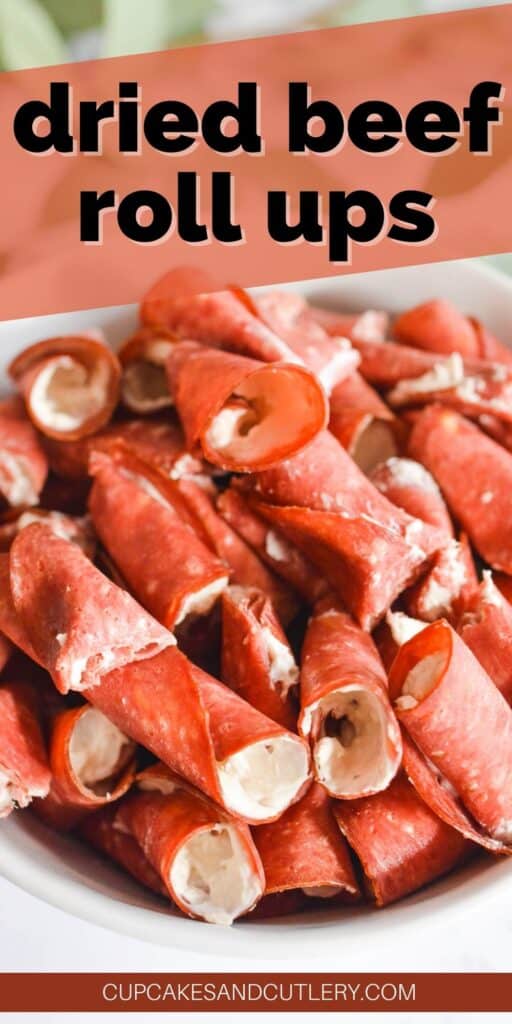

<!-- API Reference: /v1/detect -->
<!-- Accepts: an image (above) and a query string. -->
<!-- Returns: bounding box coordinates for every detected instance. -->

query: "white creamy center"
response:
[0,452,39,507]
[0,767,29,816]
[30,355,110,432]
[396,651,447,711]
[386,610,427,646]
[176,576,229,626]
[302,885,345,899]
[260,626,299,699]
[69,707,132,791]
[121,360,171,412]
[170,824,262,925]
[218,736,309,821]
[206,404,257,451]
[311,686,398,797]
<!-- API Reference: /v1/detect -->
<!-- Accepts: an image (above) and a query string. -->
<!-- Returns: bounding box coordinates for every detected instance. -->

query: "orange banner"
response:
[0,972,510,1012]
[0,5,511,319]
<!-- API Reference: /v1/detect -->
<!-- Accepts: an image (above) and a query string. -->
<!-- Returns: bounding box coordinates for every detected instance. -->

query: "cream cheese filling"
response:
[0,767,32,815]
[388,353,465,406]
[68,707,133,791]
[175,576,230,626]
[217,736,309,821]
[386,610,427,646]
[30,355,110,432]
[121,360,172,412]
[170,824,262,925]
[0,452,39,506]
[206,404,258,451]
[396,651,447,711]
[302,884,345,898]
[260,626,298,699]
[306,685,398,797]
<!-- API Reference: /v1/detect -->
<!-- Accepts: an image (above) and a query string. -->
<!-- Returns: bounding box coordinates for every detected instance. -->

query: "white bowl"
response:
[0,259,511,956]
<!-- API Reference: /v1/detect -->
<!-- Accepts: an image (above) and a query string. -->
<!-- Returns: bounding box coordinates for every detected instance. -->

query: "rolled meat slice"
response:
[370,457,454,536]
[370,459,477,622]
[221,585,299,729]
[0,508,96,559]
[114,764,265,924]
[166,342,327,472]
[329,372,398,473]
[43,417,203,482]
[9,524,174,694]
[408,405,512,572]
[89,457,229,629]
[458,571,512,704]
[389,620,512,845]
[9,336,121,441]
[351,336,499,392]
[468,316,512,365]
[333,771,470,906]
[0,553,40,663]
[86,646,311,824]
[118,326,176,413]
[404,535,478,623]
[4,533,310,823]
[253,782,359,903]
[477,413,512,452]
[78,804,167,897]
[0,680,51,817]
[394,298,512,365]
[253,290,359,393]
[494,572,512,603]
[394,299,483,357]
[311,306,389,343]
[35,704,136,830]
[351,337,449,388]
[141,267,296,362]
[373,610,428,672]
[0,397,48,507]
[299,600,401,798]
[401,731,510,854]
[386,352,512,425]
[250,431,444,629]
[173,479,299,627]
[217,488,327,605]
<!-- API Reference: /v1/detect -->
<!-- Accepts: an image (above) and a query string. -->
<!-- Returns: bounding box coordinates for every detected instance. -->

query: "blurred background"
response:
[0,0,504,69]
[0,0,508,277]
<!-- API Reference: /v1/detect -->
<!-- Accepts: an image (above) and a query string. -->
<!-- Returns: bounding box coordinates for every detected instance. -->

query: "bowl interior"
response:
[1,259,511,955]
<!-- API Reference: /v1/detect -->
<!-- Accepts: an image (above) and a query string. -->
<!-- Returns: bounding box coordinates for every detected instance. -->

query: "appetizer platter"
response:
[0,260,511,953]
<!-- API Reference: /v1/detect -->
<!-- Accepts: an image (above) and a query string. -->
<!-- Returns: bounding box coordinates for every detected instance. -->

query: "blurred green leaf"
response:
[38,0,103,36]
[167,0,216,40]
[103,0,171,56]
[316,0,420,27]
[0,0,67,69]
[103,0,215,56]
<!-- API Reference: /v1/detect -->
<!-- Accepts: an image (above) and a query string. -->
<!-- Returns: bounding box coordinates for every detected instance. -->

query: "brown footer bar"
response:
[0,973,510,1012]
